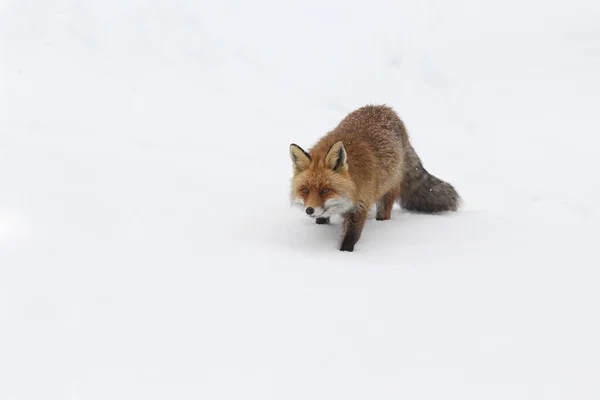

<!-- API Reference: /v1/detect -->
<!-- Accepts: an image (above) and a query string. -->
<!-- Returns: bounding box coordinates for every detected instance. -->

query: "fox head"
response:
[289,141,355,218]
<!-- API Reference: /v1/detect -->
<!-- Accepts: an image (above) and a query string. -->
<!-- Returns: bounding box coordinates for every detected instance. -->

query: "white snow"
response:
[1,0,600,399]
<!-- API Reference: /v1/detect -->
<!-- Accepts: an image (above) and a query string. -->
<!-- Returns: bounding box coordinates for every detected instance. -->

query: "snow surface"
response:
[1,0,600,399]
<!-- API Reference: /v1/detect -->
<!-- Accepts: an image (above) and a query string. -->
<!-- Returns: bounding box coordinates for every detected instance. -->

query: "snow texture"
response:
[1,0,600,399]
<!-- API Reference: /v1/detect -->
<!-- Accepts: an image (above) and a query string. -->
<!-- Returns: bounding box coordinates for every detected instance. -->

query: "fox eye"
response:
[301,188,309,195]
[321,188,330,195]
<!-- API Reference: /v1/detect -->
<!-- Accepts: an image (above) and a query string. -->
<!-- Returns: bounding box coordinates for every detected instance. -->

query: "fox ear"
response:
[325,141,347,172]
[289,144,311,173]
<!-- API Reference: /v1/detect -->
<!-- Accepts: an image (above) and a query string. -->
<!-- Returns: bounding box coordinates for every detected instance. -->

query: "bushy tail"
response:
[399,144,460,213]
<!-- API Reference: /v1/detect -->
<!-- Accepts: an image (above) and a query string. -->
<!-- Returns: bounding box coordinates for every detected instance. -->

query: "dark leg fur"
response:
[316,217,330,225]
[340,205,368,252]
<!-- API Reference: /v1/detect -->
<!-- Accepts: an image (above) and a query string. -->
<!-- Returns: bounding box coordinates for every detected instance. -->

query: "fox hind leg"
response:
[376,187,400,221]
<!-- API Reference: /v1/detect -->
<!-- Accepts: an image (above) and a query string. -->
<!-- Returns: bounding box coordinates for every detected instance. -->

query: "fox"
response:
[289,104,460,252]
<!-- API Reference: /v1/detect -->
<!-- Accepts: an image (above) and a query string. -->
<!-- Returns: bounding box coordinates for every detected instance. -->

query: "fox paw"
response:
[340,243,355,252]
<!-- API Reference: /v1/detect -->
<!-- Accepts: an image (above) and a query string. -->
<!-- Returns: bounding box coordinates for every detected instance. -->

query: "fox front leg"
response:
[340,205,368,252]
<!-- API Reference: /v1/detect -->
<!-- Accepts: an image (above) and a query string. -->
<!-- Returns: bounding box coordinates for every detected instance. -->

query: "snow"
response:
[1,0,600,398]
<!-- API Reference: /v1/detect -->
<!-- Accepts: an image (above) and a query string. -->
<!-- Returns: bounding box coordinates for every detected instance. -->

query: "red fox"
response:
[289,104,460,252]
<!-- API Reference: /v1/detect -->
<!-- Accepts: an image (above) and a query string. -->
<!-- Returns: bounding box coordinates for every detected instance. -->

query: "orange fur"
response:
[290,104,460,251]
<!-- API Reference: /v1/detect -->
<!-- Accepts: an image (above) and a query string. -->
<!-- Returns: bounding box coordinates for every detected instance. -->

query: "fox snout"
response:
[293,196,353,219]
[304,206,324,217]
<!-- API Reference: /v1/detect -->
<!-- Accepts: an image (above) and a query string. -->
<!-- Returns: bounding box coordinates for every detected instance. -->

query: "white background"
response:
[1,0,599,399]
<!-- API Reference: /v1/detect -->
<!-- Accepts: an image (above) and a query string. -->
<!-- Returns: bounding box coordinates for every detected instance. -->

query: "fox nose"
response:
[305,207,314,215]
